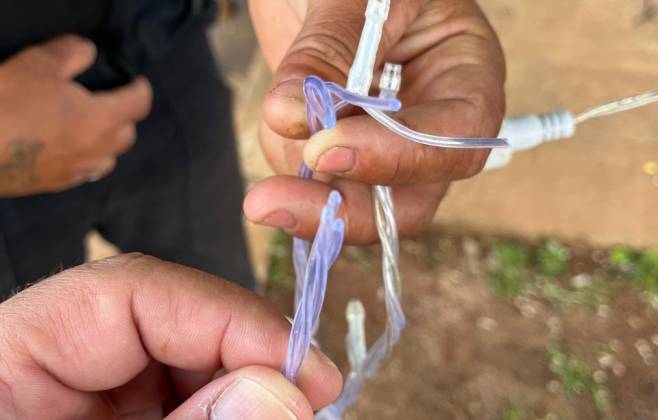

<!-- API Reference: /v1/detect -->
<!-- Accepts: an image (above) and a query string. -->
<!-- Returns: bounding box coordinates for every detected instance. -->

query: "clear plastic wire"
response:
[574,90,658,124]
[284,191,345,383]
[316,67,407,420]
[365,108,508,148]
[285,0,506,412]
[285,72,506,417]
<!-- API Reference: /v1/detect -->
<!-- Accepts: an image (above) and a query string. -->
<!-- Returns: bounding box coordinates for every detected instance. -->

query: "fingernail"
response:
[260,210,297,229]
[269,79,304,101]
[315,147,355,173]
[211,378,296,420]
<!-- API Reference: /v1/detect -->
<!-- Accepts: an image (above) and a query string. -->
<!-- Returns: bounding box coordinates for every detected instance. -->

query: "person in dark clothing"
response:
[0,0,255,295]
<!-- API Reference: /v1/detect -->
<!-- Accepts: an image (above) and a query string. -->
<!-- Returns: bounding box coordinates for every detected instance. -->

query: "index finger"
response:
[0,254,341,411]
[91,76,153,126]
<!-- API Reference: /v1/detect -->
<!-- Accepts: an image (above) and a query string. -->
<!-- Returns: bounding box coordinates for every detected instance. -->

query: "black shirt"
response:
[0,0,217,88]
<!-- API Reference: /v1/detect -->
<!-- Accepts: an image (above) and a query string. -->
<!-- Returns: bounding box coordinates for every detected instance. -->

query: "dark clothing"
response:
[0,1,255,297]
[1,0,217,88]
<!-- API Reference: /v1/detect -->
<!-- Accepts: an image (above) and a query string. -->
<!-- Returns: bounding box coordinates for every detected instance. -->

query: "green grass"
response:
[266,231,294,288]
[539,277,608,309]
[537,240,570,276]
[545,343,612,418]
[546,343,592,397]
[488,241,531,297]
[610,246,658,292]
[499,403,531,420]
[489,239,575,299]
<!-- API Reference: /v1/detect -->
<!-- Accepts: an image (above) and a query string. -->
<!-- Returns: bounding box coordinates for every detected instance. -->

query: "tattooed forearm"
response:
[0,140,43,188]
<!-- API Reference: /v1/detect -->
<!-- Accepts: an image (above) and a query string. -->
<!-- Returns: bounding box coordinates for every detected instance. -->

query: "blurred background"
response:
[90,0,658,418]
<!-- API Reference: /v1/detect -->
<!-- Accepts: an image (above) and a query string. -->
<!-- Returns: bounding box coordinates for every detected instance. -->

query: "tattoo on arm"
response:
[0,140,44,188]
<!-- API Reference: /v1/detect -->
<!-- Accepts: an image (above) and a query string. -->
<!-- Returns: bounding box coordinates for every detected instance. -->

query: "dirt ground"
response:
[266,230,658,419]
[438,0,658,247]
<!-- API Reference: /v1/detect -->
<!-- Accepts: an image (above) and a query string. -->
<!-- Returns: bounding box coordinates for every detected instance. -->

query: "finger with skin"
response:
[104,360,171,416]
[258,118,335,183]
[167,366,314,420]
[8,34,97,80]
[70,157,116,184]
[0,255,341,418]
[106,124,137,155]
[92,76,153,128]
[258,0,422,139]
[75,124,137,160]
[303,98,493,185]
[167,367,216,403]
[243,175,448,244]
[248,0,305,70]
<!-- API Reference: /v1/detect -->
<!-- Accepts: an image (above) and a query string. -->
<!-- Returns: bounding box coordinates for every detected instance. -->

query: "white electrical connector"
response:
[345,300,367,371]
[485,110,575,170]
[346,0,391,95]
[485,91,658,171]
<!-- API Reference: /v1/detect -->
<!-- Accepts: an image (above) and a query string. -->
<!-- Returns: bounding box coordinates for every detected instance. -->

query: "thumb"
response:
[11,34,97,80]
[166,366,315,420]
[262,0,415,139]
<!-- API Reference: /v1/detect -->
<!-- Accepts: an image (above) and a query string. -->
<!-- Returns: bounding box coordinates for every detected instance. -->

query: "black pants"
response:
[0,27,255,298]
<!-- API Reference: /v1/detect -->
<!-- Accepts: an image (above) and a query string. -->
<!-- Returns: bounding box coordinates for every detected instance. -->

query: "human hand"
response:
[0,35,152,197]
[245,0,505,244]
[0,254,341,419]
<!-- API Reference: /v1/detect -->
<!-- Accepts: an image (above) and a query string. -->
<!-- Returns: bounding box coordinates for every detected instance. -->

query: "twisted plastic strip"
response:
[284,76,400,384]
[284,75,507,418]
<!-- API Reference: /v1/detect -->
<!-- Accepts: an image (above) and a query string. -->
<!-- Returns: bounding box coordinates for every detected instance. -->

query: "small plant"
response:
[546,343,592,397]
[266,231,294,288]
[499,402,530,420]
[536,240,570,276]
[488,241,531,297]
[545,343,612,418]
[610,246,658,292]
[539,277,607,309]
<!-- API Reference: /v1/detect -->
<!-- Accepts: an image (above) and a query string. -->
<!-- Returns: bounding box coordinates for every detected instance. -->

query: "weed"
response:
[545,343,612,418]
[536,240,570,276]
[610,246,658,292]
[546,343,592,397]
[539,277,607,309]
[488,241,531,297]
[499,402,531,420]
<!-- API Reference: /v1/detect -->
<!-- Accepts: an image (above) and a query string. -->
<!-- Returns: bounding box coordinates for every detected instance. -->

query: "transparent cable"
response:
[574,90,658,124]
[283,1,507,418]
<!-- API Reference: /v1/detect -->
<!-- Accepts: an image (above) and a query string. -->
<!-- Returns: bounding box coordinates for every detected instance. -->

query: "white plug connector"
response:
[379,63,402,99]
[485,110,575,170]
[345,300,368,372]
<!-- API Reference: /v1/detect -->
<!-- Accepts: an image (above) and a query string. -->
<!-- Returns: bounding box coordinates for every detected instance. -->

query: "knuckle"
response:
[113,126,137,151]
[288,24,360,80]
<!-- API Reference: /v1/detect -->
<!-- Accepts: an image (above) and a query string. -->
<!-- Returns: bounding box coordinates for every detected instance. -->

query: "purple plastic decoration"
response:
[283,76,400,383]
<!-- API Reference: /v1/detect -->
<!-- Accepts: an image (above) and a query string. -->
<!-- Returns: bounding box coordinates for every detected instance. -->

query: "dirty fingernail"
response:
[315,147,355,173]
[260,210,297,229]
[210,378,296,420]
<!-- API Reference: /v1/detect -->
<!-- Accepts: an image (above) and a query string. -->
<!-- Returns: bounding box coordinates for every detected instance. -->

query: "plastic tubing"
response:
[285,76,507,413]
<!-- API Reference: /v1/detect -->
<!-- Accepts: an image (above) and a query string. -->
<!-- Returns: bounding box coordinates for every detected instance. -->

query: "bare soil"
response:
[266,229,658,419]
